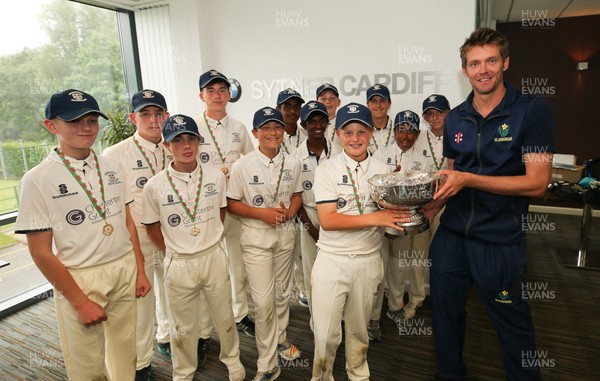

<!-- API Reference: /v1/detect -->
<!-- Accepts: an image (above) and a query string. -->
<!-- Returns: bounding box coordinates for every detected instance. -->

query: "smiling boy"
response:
[311,103,408,380]
[227,107,303,381]
[15,89,150,380]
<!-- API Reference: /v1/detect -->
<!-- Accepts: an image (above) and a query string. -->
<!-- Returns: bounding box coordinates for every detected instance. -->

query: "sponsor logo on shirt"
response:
[168,214,181,227]
[253,195,264,206]
[204,183,218,196]
[136,177,147,188]
[106,171,122,185]
[52,184,79,199]
[66,209,85,225]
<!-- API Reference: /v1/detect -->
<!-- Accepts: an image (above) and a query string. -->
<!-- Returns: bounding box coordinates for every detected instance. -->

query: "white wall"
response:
[135,4,180,111]
[142,0,477,133]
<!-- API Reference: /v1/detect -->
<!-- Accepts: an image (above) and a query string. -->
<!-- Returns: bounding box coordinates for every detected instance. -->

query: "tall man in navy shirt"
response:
[425,27,555,381]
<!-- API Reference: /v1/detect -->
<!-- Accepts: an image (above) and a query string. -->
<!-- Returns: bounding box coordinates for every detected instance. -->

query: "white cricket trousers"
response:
[311,251,383,381]
[163,243,242,381]
[298,206,320,305]
[240,225,295,372]
[198,212,247,338]
[225,212,249,321]
[387,230,431,311]
[54,252,137,381]
[370,237,390,321]
[293,222,305,298]
[135,226,168,369]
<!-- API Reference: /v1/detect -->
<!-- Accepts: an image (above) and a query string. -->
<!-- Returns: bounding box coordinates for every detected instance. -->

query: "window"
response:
[0,0,138,313]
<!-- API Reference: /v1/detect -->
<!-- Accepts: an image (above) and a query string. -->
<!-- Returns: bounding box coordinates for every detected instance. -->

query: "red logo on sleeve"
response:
[455,132,463,144]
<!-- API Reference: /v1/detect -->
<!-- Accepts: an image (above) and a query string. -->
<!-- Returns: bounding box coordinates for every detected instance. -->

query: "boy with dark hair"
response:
[316,83,342,151]
[366,84,394,154]
[143,114,245,381]
[294,101,338,308]
[227,107,303,381]
[372,110,430,339]
[195,69,256,363]
[102,89,171,378]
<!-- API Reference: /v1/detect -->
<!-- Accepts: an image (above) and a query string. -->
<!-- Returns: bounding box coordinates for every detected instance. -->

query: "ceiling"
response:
[75,0,166,11]
[81,0,600,20]
[485,0,600,23]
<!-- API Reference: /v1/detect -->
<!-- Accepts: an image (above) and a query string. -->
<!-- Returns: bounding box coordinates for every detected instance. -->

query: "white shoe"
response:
[402,302,418,320]
[228,361,246,381]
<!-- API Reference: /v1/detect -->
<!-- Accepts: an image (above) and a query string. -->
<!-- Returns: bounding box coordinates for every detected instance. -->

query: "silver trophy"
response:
[368,170,441,234]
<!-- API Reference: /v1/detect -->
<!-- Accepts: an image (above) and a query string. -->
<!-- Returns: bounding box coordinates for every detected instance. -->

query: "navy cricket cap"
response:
[131,89,168,112]
[335,103,373,130]
[394,110,420,130]
[422,94,450,113]
[366,84,391,101]
[253,107,284,129]
[277,88,305,106]
[162,114,200,143]
[300,101,328,123]
[199,69,230,90]
[45,89,108,121]
[316,83,339,98]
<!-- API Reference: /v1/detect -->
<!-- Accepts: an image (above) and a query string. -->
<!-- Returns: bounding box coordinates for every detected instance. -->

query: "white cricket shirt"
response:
[293,139,337,209]
[313,151,389,255]
[413,129,448,172]
[227,149,302,230]
[102,131,169,226]
[15,149,133,268]
[368,116,394,154]
[195,114,254,171]
[372,144,429,173]
[280,127,307,155]
[142,161,226,253]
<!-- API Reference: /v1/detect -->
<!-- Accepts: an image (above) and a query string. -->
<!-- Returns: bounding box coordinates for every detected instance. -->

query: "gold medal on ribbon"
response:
[56,149,115,237]
[102,223,114,236]
[166,166,204,238]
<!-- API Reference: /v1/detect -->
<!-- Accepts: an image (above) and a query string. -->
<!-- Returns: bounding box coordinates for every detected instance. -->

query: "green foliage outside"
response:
[0,180,20,214]
[0,142,52,179]
[0,0,128,143]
